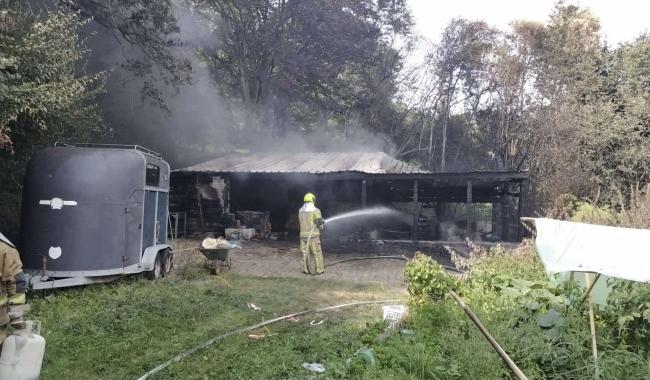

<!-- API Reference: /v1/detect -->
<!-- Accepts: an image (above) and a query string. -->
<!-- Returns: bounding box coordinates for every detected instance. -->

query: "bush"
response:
[404,253,459,304]
[602,279,650,347]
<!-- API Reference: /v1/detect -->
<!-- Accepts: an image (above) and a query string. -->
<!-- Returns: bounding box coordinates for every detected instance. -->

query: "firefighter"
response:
[299,193,325,274]
[0,232,27,346]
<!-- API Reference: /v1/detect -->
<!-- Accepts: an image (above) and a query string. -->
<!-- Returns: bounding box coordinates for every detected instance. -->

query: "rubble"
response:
[235,211,271,239]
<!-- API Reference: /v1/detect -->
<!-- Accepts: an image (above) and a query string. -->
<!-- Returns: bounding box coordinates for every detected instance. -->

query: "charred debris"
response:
[169,152,528,249]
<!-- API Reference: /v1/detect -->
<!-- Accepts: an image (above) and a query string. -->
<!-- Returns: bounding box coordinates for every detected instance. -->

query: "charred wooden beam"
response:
[518,179,529,240]
[467,180,473,237]
[411,179,419,240]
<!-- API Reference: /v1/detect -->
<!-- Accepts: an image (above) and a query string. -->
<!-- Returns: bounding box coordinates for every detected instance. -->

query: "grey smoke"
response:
[83,1,394,168]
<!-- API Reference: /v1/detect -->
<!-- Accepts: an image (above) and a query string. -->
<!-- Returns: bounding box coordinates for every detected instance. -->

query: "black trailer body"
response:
[19,144,172,288]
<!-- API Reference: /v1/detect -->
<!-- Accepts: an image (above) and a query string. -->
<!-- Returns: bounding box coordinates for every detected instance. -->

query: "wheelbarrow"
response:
[199,240,240,274]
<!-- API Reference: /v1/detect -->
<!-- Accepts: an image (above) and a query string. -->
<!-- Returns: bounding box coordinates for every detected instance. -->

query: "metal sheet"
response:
[177,152,426,174]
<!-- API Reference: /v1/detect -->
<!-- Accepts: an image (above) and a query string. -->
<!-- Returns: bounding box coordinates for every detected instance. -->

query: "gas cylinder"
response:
[0,324,45,380]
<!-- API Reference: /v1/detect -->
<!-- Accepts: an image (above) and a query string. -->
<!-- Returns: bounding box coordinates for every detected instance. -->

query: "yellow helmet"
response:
[304,193,316,203]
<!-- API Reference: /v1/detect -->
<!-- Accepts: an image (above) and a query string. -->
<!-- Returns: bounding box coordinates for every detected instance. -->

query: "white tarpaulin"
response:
[533,218,650,283]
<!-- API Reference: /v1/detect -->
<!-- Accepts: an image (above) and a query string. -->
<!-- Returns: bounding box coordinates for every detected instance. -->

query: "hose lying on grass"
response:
[325,255,462,273]
[136,299,399,380]
[325,255,409,267]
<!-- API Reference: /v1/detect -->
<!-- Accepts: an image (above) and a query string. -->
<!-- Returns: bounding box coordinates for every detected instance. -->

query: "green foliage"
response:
[404,252,459,303]
[0,1,104,237]
[570,202,617,224]
[407,241,650,378]
[603,279,650,346]
[464,242,547,286]
[0,2,104,147]
[462,244,575,339]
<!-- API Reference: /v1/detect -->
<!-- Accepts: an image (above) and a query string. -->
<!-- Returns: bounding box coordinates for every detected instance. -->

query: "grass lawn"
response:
[29,265,407,380]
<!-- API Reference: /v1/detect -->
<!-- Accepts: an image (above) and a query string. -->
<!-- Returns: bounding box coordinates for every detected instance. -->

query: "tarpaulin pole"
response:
[584,272,600,377]
[449,291,528,380]
[580,273,601,304]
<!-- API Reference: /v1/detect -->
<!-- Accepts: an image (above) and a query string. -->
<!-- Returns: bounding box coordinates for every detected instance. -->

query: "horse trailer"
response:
[19,143,174,290]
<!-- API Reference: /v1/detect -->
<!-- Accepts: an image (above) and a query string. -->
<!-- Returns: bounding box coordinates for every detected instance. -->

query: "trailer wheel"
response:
[147,254,163,280]
[162,248,174,274]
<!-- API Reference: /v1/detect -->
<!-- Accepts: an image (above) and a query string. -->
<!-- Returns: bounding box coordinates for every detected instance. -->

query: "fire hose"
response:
[304,222,322,274]
[324,256,462,273]
[305,222,462,274]
[135,299,398,380]
[136,293,528,380]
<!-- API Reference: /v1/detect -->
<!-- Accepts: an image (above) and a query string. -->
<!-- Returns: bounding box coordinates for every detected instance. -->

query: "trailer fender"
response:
[142,244,171,271]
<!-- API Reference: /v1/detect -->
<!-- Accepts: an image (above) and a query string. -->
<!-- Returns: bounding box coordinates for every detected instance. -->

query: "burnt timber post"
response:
[491,201,500,239]
[361,179,367,208]
[224,177,231,214]
[411,179,419,240]
[466,180,473,238]
[518,179,528,240]
[502,197,510,241]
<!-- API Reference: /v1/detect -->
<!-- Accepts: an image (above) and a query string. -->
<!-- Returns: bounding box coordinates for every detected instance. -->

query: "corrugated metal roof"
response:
[177,152,425,174]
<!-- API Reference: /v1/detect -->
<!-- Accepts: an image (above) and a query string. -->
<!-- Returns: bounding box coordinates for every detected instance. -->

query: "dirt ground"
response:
[171,239,417,288]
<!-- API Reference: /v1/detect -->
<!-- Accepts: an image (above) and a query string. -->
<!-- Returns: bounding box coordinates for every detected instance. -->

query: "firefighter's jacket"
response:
[298,202,323,238]
[0,233,26,326]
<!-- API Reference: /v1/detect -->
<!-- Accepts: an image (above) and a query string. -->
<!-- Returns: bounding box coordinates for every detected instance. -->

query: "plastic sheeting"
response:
[533,218,650,283]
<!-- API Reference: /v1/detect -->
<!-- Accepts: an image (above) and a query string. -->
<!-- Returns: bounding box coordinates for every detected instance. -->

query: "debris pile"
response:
[235,211,271,239]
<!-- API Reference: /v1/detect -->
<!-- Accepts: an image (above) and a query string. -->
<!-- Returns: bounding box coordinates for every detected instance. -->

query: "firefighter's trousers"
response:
[300,237,324,274]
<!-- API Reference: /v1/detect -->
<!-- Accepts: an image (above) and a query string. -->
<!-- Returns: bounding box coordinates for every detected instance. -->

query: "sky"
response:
[408,0,649,46]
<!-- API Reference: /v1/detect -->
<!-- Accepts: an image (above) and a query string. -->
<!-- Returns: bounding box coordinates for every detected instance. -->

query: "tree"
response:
[418,19,496,171]
[191,0,412,143]
[61,0,191,101]
[0,1,104,237]
[578,35,650,201]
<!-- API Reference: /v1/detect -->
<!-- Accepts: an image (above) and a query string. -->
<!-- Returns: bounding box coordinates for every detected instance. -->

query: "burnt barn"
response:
[170,152,528,242]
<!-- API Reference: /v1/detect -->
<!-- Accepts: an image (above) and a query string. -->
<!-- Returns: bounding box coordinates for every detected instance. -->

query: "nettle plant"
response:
[604,279,650,346]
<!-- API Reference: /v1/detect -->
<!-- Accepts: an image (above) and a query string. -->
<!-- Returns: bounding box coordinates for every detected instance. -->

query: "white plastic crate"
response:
[382,305,407,327]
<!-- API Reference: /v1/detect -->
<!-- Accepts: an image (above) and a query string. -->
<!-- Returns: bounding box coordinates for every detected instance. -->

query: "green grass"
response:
[33,242,650,379]
[30,268,406,380]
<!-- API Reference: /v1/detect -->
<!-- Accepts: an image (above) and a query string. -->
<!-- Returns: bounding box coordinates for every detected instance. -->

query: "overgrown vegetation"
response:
[400,244,650,379]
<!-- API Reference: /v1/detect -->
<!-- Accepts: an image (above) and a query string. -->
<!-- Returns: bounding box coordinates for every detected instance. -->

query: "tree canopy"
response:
[0,0,104,236]
[1,0,649,232]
